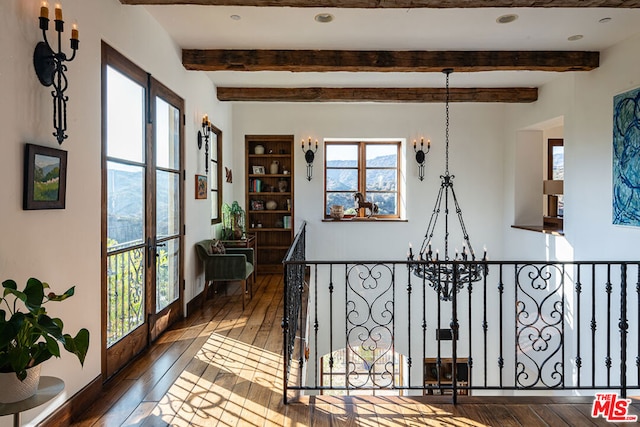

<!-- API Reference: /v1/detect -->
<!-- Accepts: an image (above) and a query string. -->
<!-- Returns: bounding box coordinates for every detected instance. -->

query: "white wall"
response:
[232,102,506,262]
[0,1,228,425]
[503,33,640,261]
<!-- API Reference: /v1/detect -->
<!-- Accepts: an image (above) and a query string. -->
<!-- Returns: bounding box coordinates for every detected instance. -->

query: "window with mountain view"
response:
[324,141,400,219]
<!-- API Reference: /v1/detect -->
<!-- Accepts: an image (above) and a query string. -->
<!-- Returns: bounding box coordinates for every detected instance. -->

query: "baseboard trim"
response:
[186,289,206,316]
[39,374,102,426]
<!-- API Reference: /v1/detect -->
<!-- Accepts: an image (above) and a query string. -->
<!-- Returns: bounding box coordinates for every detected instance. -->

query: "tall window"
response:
[324,141,401,219]
[210,125,222,224]
[547,139,564,216]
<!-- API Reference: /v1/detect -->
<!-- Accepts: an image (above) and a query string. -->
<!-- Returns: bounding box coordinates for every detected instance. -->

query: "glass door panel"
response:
[154,96,181,313]
[105,66,147,348]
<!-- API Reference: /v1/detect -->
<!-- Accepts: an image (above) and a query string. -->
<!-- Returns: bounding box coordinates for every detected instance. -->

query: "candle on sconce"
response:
[54,4,62,20]
[40,1,49,19]
[408,243,413,259]
[71,22,79,40]
[427,139,431,150]
[413,139,417,149]
[315,139,318,150]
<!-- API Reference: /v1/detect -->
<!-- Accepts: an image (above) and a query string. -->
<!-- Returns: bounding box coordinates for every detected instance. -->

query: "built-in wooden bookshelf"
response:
[245,135,294,274]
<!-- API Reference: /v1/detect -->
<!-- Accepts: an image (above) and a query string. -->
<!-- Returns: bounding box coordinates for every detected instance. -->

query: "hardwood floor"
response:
[70,274,640,427]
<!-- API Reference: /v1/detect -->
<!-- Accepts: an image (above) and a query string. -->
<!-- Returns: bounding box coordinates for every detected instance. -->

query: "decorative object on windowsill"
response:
[407,69,487,302]
[354,192,378,218]
[330,204,344,220]
[543,179,564,217]
[199,114,212,173]
[0,277,89,403]
[34,2,79,145]
[414,137,431,181]
[301,137,318,181]
[222,201,246,240]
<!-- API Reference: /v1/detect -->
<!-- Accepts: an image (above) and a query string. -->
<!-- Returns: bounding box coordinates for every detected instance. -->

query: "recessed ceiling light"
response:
[568,34,584,41]
[314,13,334,23]
[496,14,518,24]
[230,14,241,21]
[599,17,612,23]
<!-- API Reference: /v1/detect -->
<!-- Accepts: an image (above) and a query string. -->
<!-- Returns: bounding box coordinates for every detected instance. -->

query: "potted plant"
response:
[0,277,90,403]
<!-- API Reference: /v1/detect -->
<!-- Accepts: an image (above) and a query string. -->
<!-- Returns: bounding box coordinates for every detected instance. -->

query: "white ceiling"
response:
[142,5,640,88]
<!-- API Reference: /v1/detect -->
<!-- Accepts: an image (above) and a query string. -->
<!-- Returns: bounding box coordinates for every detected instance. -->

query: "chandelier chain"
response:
[445,70,451,175]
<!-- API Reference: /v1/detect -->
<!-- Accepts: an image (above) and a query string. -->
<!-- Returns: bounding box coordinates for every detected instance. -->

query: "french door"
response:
[101,43,184,379]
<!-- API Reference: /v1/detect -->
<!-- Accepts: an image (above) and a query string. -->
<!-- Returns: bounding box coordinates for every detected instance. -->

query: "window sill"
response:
[511,224,564,236]
[322,218,407,223]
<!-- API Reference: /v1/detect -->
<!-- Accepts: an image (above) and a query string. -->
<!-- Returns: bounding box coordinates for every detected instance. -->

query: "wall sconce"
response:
[301,137,318,181]
[34,2,79,145]
[198,114,211,173]
[413,137,431,181]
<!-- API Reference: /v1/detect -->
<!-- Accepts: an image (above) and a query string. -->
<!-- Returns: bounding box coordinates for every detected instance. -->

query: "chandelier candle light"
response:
[34,1,79,145]
[407,69,487,301]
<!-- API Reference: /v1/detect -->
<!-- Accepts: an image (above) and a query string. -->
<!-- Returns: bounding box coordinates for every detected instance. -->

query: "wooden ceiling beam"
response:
[120,0,640,8]
[183,49,599,72]
[216,87,538,103]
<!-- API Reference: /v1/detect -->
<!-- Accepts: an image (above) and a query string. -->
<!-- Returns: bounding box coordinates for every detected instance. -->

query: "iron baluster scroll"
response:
[515,263,564,389]
[34,3,79,145]
[346,263,395,389]
[408,69,487,301]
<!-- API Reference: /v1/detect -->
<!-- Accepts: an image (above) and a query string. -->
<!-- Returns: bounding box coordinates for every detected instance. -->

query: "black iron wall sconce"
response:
[34,2,79,145]
[301,137,318,181]
[198,114,211,173]
[413,137,431,181]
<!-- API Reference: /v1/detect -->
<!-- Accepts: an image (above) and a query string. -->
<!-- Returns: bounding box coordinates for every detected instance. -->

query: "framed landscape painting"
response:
[23,143,67,210]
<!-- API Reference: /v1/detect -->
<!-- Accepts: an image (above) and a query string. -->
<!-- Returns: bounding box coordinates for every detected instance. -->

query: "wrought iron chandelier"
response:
[408,69,487,301]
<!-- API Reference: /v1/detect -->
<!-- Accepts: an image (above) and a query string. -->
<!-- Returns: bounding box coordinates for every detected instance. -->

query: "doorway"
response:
[101,43,184,379]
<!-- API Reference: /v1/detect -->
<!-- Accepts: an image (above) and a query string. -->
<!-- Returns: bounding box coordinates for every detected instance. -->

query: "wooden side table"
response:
[0,376,64,427]
[221,234,257,277]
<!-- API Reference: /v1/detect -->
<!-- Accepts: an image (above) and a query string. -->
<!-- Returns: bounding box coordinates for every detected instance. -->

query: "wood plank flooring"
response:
[70,274,640,426]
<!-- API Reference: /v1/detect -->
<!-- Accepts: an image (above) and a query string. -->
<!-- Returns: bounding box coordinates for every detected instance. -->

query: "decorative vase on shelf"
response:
[278,178,288,193]
[270,160,279,174]
[254,145,265,155]
[266,200,277,210]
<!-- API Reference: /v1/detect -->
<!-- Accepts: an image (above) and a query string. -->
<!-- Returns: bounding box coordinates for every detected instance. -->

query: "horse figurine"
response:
[354,192,379,217]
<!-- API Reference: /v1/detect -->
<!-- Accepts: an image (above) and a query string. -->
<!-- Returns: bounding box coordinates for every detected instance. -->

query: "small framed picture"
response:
[195,174,207,199]
[23,143,67,210]
[252,165,265,174]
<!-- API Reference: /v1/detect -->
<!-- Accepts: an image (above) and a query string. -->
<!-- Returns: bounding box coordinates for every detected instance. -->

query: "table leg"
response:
[13,412,21,427]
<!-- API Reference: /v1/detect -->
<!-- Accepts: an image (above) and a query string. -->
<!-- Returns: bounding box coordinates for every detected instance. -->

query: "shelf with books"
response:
[245,135,294,274]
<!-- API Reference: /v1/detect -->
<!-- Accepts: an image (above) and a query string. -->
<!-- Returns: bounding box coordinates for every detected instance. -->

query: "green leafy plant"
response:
[0,278,90,380]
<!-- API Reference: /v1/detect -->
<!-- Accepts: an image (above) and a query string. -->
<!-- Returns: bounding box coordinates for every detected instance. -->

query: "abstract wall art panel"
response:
[613,86,640,226]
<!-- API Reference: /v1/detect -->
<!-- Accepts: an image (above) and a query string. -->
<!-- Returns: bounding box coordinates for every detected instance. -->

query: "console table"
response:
[0,376,64,427]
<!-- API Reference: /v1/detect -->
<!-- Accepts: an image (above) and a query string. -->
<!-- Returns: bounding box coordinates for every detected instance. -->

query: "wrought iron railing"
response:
[283,233,640,403]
